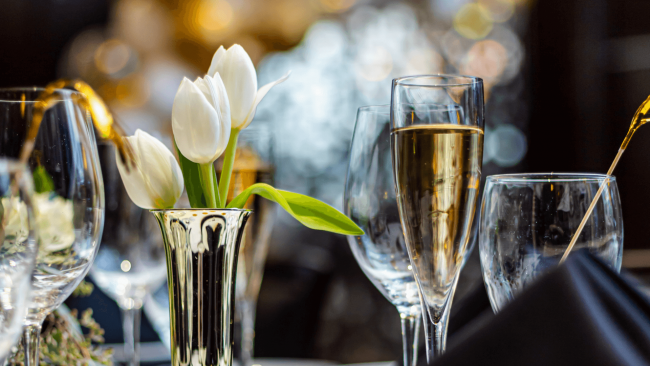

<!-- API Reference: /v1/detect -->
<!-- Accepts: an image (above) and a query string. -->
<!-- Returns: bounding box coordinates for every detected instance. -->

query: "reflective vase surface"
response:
[152,208,252,366]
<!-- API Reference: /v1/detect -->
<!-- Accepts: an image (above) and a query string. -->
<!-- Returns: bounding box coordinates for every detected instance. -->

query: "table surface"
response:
[107,342,396,366]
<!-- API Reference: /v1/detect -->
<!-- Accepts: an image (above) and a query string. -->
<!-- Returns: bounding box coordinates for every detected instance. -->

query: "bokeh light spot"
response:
[121,260,132,272]
[479,0,515,23]
[463,39,508,79]
[197,0,233,32]
[94,39,131,75]
[116,73,151,108]
[453,3,494,40]
[486,124,527,167]
[406,48,444,74]
[355,45,393,81]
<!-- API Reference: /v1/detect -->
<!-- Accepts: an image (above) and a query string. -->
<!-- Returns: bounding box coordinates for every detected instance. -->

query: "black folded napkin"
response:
[416,251,650,366]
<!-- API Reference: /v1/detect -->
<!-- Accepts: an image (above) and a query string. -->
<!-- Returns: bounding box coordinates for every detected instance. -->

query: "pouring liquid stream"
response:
[560,95,650,263]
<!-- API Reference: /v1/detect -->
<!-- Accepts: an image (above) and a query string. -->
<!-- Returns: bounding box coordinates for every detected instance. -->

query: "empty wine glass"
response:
[344,105,421,366]
[391,75,484,362]
[479,173,623,312]
[90,143,167,366]
[0,160,39,361]
[0,88,105,366]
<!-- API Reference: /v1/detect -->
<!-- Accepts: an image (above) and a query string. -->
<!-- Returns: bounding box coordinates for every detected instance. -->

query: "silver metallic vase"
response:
[152,209,252,366]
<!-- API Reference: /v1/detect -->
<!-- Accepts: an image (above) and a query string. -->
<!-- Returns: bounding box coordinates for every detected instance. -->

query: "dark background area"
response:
[3,0,650,363]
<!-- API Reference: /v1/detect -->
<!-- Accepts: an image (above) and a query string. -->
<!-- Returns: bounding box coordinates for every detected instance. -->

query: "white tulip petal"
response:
[241,71,291,129]
[172,78,224,164]
[115,140,156,209]
[209,73,231,153]
[215,44,257,128]
[194,77,216,109]
[134,130,183,208]
[207,46,226,77]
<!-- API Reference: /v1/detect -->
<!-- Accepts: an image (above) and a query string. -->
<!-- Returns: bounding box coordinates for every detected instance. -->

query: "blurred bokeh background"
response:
[2,0,650,364]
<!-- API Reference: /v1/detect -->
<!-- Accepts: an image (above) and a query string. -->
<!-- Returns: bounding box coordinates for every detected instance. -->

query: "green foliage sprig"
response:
[8,280,112,366]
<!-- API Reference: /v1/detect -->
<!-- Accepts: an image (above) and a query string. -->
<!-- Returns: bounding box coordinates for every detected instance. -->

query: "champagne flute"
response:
[344,105,421,366]
[390,75,484,362]
[0,88,104,366]
[0,160,39,361]
[90,144,167,366]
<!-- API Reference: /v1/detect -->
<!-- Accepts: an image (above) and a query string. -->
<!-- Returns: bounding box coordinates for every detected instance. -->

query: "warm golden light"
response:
[116,73,151,108]
[320,0,355,13]
[197,0,234,32]
[94,39,131,75]
[453,3,494,40]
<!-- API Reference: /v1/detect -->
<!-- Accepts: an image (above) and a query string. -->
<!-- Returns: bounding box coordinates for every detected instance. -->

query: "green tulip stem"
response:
[199,163,219,208]
[218,128,240,207]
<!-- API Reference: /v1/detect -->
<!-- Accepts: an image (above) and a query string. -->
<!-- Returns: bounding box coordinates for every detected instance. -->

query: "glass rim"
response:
[486,173,616,183]
[0,87,81,103]
[150,208,252,213]
[0,158,28,173]
[393,74,484,87]
[358,104,389,114]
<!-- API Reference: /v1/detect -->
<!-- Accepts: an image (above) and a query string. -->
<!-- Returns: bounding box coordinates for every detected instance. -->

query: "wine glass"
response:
[0,160,39,361]
[0,88,104,366]
[479,173,623,312]
[344,105,421,366]
[90,143,167,366]
[390,75,484,362]
[221,125,275,366]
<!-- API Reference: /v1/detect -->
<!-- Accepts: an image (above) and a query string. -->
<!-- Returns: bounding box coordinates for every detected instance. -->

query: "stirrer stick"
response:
[559,95,650,264]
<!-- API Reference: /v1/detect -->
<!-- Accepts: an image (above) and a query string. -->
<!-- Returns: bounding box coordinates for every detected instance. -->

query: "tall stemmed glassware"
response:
[0,160,39,362]
[344,106,421,366]
[0,88,104,366]
[390,75,484,362]
[223,125,275,366]
[90,144,166,366]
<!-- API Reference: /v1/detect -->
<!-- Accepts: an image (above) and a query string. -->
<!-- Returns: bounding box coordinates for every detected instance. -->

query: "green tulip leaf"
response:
[175,143,214,209]
[227,183,364,235]
[33,165,54,194]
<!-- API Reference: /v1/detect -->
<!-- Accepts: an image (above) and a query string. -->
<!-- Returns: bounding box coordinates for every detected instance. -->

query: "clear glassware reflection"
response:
[0,160,38,361]
[223,125,275,366]
[90,144,167,366]
[479,173,623,312]
[344,105,421,366]
[390,75,485,362]
[0,88,105,366]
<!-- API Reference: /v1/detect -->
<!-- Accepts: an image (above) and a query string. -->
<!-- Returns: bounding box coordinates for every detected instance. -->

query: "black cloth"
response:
[416,251,650,366]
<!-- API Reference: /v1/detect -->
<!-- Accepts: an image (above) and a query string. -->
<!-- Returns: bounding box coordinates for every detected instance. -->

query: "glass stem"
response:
[23,323,42,366]
[121,306,141,366]
[240,299,256,366]
[400,313,421,366]
[423,303,451,364]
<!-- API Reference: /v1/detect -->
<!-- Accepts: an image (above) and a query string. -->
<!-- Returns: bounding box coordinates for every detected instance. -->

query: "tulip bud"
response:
[172,75,231,164]
[116,130,184,209]
[208,44,290,130]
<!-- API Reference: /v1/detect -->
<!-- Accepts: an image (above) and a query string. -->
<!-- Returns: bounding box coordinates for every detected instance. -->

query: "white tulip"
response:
[116,130,184,209]
[33,193,75,254]
[208,44,290,129]
[172,75,231,164]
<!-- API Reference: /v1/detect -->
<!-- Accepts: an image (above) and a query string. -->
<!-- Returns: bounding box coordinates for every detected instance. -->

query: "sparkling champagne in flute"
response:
[390,75,484,362]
